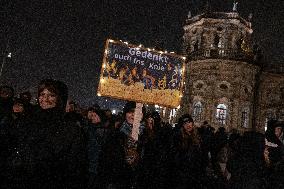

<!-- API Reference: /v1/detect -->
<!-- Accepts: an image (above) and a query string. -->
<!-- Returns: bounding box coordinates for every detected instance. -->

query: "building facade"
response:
[179,11,284,133]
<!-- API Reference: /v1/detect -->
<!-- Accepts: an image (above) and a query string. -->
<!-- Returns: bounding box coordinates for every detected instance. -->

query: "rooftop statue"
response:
[233,1,238,12]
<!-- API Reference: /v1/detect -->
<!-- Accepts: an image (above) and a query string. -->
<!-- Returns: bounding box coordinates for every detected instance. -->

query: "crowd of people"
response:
[0,79,283,189]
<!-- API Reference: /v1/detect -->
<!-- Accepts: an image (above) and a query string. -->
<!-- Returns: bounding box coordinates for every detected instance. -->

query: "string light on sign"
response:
[100,78,105,84]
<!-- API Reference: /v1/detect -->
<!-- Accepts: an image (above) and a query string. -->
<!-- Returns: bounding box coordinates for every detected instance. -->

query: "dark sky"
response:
[1,0,283,108]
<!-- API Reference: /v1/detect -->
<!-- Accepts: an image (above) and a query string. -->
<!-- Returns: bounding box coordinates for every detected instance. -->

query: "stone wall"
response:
[255,72,284,132]
[181,59,259,131]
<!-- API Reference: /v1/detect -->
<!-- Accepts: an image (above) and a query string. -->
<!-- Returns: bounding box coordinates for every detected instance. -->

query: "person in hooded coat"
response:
[95,101,144,189]
[227,131,267,189]
[10,79,88,189]
[170,114,206,189]
[86,106,110,188]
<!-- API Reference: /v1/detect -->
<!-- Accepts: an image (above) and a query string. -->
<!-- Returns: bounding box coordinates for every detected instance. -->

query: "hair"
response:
[38,79,68,110]
[176,114,200,147]
[0,85,14,98]
[177,114,194,128]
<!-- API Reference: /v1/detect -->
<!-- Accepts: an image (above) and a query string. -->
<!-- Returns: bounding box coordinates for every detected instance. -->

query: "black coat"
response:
[13,107,88,189]
[169,128,207,189]
[95,129,137,189]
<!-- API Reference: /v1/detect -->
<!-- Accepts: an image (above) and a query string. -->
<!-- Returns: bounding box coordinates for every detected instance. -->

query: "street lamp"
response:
[0,42,11,80]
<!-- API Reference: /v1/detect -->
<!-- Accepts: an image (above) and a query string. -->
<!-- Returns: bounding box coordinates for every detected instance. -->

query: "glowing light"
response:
[182,56,186,60]
[109,39,114,43]
[97,93,101,96]
[139,44,143,47]
[100,78,105,83]
[112,109,116,114]
[7,53,12,58]
[170,51,175,54]
[124,41,128,45]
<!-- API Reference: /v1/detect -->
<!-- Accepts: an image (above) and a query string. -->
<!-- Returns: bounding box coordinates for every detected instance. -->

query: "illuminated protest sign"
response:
[98,39,186,108]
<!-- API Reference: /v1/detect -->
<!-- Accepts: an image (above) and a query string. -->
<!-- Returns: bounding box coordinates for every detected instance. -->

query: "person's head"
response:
[123,101,136,125]
[104,109,112,119]
[145,112,154,130]
[87,107,104,124]
[273,122,284,138]
[179,114,194,134]
[13,98,25,113]
[114,114,123,129]
[38,79,68,110]
[0,85,14,99]
[66,100,76,112]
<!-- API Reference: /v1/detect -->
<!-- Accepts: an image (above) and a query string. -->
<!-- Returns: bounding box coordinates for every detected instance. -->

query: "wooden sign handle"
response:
[131,103,143,141]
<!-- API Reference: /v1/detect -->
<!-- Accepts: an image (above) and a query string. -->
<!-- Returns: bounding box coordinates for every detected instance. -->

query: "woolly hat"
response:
[123,101,136,114]
[178,114,193,125]
[38,79,68,110]
[87,107,105,122]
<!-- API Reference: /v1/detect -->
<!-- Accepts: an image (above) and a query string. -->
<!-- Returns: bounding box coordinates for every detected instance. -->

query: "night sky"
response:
[1,0,283,108]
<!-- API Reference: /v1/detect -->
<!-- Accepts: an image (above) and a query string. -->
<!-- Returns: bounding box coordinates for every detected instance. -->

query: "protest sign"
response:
[98,39,186,108]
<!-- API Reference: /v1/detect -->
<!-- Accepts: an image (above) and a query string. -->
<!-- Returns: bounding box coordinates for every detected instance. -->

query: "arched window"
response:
[216,104,227,125]
[192,101,202,122]
[241,108,249,128]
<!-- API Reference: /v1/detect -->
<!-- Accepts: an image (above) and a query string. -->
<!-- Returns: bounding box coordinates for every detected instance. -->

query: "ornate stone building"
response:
[179,11,284,133]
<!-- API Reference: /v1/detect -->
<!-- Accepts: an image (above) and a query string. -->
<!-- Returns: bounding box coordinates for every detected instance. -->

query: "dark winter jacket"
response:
[170,128,206,189]
[95,127,139,189]
[16,107,88,189]
[86,121,110,175]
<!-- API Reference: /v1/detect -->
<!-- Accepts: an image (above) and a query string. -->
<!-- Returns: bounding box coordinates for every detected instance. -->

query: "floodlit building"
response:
[177,11,284,133]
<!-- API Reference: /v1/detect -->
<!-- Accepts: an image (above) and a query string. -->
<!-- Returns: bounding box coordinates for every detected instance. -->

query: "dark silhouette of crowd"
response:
[0,79,284,189]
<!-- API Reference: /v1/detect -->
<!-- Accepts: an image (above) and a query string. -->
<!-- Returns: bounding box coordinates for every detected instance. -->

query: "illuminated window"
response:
[192,101,202,122]
[216,104,227,125]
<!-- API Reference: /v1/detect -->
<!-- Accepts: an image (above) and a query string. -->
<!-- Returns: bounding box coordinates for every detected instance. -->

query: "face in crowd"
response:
[275,126,283,138]
[146,116,154,130]
[183,120,194,135]
[125,110,135,125]
[0,86,14,99]
[13,102,24,113]
[39,88,58,110]
[87,110,101,124]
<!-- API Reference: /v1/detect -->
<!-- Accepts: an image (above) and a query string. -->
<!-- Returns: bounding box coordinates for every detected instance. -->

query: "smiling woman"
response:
[5,79,89,188]
[37,79,68,111]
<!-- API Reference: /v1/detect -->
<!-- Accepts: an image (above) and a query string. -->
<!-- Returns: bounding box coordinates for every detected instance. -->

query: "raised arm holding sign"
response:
[132,102,143,141]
